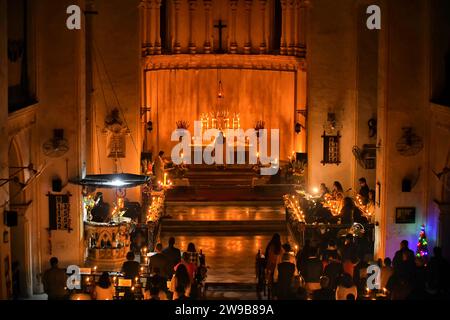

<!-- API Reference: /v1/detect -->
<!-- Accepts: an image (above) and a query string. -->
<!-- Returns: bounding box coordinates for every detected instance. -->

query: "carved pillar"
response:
[139,0,147,56]
[154,0,162,54]
[298,0,307,54]
[230,0,238,53]
[259,0,267,53]
[147,0,154,54]
[188,0,197,54]
[294,0,300,55]
[288,0,295,55]
[173,0,181,53]
[244,0,252,54]
[280,0,288,55]
[203,0,212,53]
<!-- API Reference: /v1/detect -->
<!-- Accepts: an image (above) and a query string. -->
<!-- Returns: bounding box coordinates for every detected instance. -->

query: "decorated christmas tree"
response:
[416,224,429,259]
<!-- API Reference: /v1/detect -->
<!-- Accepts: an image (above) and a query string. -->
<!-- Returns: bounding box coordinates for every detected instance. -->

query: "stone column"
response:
[154,0,162,54]
[230,0,239,53]
[288,0,295,55]
[139,0,147,56]
[259,0,267,53]
[203,0,212,53]
[188,0,197,54]
[244,0,253,54]
[298,0,307,54]
[294,0,301,55]
[147,0,154,54]
[280,0,288,55]
[173,0,181,53]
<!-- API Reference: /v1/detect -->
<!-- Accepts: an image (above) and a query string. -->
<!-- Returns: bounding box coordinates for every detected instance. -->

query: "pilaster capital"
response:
[188,0,198,10]
[203,0,212,9]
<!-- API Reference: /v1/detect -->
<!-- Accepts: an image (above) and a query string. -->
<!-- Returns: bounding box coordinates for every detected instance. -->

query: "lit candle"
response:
[163,173,167,186]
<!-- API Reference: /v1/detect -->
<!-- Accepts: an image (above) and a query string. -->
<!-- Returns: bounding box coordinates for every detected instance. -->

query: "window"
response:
[7,0,37,113]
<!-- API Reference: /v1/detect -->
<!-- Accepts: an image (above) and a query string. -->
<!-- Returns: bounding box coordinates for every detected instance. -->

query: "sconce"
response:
[295,109,307,134]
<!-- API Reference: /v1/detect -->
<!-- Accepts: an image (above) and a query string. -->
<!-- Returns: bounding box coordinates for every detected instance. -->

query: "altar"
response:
[188,139,255,166]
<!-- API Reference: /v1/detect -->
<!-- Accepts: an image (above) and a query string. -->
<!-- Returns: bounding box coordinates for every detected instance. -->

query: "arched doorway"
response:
[8,139,33,298]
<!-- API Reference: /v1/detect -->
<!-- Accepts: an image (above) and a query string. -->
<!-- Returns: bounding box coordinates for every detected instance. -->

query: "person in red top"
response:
[174,252,197,281]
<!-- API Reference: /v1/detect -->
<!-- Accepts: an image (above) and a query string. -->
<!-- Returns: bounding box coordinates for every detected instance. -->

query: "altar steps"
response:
[160,219,286,234]
[183,166,259,187]
[166,185,293,201]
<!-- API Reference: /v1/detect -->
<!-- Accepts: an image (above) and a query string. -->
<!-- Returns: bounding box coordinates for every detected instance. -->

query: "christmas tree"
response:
[416,224,429,259]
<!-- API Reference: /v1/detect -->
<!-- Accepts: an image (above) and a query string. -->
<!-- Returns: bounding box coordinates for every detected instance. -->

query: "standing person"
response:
[169,264,191,300]
[92,272,115,300]
[42,257,67,300]
[358,177,370,204]
[121,252,140,279]
[154,150,166,187]
[392,240,415,279]
[274,245,298,299]
[323,251,344,290]
[264,233,282,286]
[186,242,199,266]
[296,239,311,273]
[174,252,197,281]
[341,234,359,279]
[380,257,394,289]
[149,243,169,279]
[162,237,181,278]
[302,246,323,295]
[428,247,450,295]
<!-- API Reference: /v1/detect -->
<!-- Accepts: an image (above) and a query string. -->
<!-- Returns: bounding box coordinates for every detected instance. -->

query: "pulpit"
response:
[84,221,132,270]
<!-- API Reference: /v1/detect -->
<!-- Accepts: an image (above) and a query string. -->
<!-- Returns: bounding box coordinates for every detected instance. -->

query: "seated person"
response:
[335,273,358,300]
[146,286,161,300]
[340,197,356,224]
[149,243,169,279]
[358,177,370,204]
[319,183,330,198]
[92,272,115,300]
[42,257,67,300]
[312,276,335,300]
[121,251,140,279]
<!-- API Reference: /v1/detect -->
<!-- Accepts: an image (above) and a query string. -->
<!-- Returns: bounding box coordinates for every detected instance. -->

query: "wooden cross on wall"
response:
[214,20,227,53]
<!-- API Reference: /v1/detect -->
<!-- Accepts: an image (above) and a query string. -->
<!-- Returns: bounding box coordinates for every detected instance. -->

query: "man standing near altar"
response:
[154,150,166,186]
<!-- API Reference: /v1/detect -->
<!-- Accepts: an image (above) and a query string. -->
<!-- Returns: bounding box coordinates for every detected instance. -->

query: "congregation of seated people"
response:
[262,233,450,300]
[41,237,206,300]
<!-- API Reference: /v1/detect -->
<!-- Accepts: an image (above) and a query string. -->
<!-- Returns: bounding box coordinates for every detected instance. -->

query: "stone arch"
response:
[7,136,32,298]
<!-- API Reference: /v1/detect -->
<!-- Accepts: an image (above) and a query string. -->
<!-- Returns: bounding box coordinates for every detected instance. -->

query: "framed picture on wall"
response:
[395,207,416,224]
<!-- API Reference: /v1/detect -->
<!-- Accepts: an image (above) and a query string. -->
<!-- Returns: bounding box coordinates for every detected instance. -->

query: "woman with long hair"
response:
[92,272,115,300]
[264,233,282,287]
[186,242,199,265]
[170,264,191,300]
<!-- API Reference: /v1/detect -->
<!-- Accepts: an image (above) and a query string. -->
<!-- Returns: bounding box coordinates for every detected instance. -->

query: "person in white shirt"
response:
[92,272,115,300]
[335,273,358,300]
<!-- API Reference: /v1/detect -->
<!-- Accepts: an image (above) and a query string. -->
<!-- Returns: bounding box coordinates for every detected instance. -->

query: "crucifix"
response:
[214,19,227,53]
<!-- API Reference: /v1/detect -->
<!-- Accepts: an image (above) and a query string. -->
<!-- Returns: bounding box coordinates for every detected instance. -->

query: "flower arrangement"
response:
[176,120,190,130]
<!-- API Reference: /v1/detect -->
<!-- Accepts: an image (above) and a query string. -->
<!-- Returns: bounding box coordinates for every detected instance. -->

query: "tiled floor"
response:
[161,203,288,285]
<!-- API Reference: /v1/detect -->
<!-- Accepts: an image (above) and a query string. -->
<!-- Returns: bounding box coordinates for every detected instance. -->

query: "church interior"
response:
[0,0,450,301]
